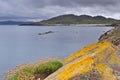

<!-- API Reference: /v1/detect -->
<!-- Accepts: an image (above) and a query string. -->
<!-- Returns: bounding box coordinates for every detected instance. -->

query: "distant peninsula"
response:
[0,21,31,25]
[23,14,120,26]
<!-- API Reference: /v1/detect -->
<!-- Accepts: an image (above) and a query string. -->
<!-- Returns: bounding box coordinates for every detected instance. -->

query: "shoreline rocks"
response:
[99,26,120,47]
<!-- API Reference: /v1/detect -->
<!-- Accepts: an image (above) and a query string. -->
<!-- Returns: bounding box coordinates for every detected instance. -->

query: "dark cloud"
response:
[25,0,118,7]
[49,0,118,7]
[0,0,120,20]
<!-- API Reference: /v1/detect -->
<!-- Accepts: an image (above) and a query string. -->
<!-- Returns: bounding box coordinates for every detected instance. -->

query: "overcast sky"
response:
[0,0,120,21]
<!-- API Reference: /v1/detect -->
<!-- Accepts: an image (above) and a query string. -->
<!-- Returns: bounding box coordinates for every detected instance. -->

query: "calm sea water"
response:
[0,25,112,76]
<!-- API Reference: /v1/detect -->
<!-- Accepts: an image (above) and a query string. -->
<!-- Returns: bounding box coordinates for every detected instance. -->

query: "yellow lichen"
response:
[95,63,116,80]
[64,43,99,63]
[117,58,120,63]
[45,41,119,80]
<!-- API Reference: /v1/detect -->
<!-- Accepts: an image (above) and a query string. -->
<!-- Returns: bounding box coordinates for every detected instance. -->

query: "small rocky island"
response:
[38,31,54,35]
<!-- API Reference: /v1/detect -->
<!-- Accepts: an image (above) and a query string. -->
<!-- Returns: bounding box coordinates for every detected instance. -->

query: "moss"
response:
[35,61,63,74]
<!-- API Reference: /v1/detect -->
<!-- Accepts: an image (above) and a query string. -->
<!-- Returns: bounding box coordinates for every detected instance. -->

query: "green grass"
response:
[35,61,63,74]
[8,61,63,80]
[8,67,35,80]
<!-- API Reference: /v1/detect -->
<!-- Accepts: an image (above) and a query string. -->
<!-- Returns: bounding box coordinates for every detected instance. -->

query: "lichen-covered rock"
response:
[69,69,102,80]
[45,41,120,80]
[99,26,120,46]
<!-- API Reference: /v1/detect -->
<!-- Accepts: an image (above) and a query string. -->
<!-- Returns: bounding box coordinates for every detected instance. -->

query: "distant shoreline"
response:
[20,24,113,27]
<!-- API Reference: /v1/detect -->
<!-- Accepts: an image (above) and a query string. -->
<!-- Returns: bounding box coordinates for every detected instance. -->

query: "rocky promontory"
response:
[99,25,120,48]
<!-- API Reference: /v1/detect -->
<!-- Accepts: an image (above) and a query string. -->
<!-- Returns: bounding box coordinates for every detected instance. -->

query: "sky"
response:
[0,0,120,21]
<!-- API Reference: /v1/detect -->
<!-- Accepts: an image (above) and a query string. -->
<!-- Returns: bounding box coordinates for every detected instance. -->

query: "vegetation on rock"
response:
[35,61,63,74]
[8,61,63,80]
[8,67,35,80]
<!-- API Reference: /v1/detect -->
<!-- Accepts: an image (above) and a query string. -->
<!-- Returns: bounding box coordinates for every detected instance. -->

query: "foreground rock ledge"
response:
[45,41,120,80]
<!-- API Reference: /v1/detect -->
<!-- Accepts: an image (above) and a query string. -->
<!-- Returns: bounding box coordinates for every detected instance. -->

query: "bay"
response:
[0,25,112,75]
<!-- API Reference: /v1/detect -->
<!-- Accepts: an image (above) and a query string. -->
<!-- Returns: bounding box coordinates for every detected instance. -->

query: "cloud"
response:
[49,0,117,7]
[0,0,120,20]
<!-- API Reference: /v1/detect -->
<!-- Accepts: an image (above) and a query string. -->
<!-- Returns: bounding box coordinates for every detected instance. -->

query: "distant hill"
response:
[31,14,120,26]
[0,21,32,25]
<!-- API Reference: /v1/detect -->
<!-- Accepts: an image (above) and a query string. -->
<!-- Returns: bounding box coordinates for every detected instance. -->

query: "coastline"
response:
[3,24,119,80]
[20,23,112,27]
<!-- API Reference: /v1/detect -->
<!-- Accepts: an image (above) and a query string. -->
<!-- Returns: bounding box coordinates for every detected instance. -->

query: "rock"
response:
[38,31,54,35]
[45,41,119,80]
[99,26,120,47]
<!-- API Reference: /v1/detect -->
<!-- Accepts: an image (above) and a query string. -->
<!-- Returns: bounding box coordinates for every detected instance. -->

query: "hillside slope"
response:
[34,14,119,25]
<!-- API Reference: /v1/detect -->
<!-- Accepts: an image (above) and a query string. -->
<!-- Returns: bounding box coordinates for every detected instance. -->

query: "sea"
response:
[0,25,112,79]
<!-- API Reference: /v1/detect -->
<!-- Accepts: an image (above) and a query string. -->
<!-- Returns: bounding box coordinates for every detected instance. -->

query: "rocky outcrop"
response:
[45,41,120,80]
[99,26,120,48]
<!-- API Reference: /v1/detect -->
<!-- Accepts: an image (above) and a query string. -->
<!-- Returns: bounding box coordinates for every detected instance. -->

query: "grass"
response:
[8,67,35,80]
[8,61,63,80]
[35,61,63,74]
